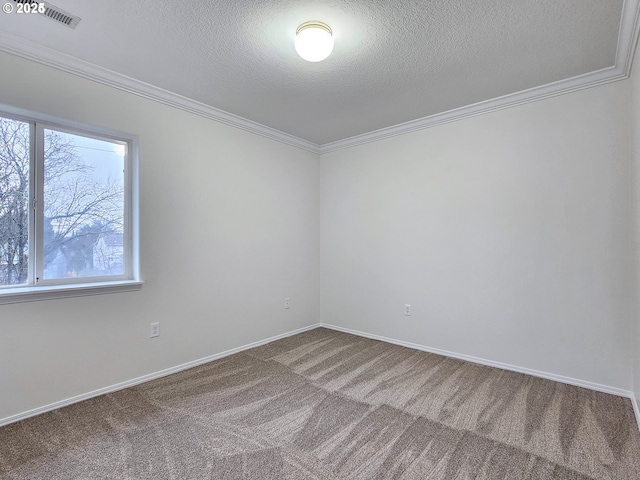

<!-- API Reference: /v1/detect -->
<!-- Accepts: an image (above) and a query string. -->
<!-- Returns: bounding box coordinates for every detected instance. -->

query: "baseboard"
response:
[3,321,638,432]
[320,323,640,432]
[632,392,640,434]
[320,323,635,400]
[0,323,322,427]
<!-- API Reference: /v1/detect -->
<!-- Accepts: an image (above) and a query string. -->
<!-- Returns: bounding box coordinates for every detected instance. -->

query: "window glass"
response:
[43,129,126,279]
[0,117,30,286]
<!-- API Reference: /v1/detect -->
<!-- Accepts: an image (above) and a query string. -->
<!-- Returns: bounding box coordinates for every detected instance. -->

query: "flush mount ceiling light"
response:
[295,21,334,62]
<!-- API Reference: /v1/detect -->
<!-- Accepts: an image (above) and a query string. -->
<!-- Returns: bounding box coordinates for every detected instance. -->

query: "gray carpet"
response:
[1,327,639,479]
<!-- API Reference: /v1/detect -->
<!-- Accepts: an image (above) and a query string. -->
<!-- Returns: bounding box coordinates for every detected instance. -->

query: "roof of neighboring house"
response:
[98,233,124,247]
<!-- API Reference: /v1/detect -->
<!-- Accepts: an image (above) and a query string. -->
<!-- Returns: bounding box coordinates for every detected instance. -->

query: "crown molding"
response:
[0,32,321,155]
[1,0,639,156]
[320,0,640,153]
[318,66,626,154]
[320,0,640,154]
[618,0,640,76]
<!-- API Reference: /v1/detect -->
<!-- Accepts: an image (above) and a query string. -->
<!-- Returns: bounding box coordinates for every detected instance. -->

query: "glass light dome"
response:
[295,21,334,62]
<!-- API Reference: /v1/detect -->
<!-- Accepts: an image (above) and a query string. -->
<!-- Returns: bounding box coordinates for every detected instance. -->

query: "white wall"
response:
[1,47,637,423]
[631,41,640,408]
[320,81,633,389]
[0,52,320,421]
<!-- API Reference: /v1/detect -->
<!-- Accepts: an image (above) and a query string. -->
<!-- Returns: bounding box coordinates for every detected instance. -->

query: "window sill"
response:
[0,280,144,305]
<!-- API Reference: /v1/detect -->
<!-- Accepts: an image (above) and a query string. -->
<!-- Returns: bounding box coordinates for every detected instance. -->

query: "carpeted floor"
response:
[1,327,640,479]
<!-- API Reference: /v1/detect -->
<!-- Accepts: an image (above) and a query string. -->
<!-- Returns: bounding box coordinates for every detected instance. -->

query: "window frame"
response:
[0,104,142,304]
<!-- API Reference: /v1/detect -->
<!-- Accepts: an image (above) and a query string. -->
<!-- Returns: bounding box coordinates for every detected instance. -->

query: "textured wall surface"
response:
[320,80,634,389]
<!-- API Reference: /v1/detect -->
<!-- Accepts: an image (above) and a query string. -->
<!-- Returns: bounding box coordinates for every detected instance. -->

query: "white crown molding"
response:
[320,0,640,154]
[0,0,638,155]
[618,0,640,76]
[319,67,625,153]
[0,32,321,155]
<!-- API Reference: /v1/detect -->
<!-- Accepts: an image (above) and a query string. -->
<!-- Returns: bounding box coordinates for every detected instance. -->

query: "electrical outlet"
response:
[404,304,412,316]
[150,322,160,338]
[284,298,291,309]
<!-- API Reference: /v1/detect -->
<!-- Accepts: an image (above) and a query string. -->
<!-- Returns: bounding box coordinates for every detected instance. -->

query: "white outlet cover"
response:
[150,322,160,337]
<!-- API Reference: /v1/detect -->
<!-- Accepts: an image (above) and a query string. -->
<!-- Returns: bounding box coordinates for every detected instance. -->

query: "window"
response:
[0,110,140,303]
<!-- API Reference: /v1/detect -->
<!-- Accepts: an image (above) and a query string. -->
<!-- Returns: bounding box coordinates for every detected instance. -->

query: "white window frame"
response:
[0,104,142,304]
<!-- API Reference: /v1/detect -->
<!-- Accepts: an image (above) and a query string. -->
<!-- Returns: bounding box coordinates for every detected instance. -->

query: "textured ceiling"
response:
[0,0,630,146]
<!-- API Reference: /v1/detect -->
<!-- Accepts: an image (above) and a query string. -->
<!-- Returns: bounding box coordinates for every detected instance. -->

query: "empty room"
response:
[2,0,640,478]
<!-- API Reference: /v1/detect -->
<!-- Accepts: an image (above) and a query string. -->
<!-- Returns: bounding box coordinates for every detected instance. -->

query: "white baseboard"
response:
[3,321,639,433]
[0,323,322,427]
[321,323,640,432]
[320,323,636,400]
[632,392,640,434]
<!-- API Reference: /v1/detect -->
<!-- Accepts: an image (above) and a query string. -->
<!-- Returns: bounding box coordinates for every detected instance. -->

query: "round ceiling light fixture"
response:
[295,21,334,62]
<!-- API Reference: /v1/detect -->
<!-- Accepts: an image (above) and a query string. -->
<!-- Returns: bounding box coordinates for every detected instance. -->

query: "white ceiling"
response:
[0,0,637,151]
